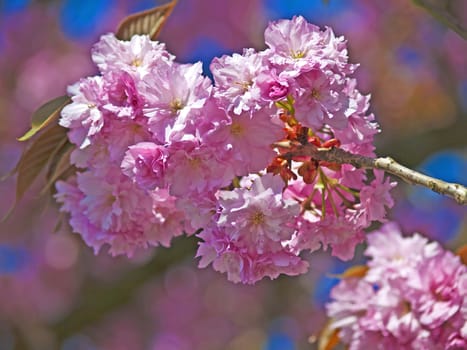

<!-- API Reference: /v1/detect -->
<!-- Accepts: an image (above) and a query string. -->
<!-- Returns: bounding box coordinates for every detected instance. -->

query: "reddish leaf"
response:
[328,265,369,279]
[17,95,71,141]
[318,321,341,350]
[456,244,467,265]
[116,0,178,41]
[298,161,318,184]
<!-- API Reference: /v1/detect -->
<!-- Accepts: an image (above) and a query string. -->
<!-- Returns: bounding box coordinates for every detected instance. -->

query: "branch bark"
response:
[288,144,467,205]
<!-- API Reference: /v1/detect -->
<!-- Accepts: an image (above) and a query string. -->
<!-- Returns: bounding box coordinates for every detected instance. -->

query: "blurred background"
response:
[0,0,466,349]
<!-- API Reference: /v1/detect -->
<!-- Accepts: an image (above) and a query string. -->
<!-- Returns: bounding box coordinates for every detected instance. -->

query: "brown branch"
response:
[287,144,467,205]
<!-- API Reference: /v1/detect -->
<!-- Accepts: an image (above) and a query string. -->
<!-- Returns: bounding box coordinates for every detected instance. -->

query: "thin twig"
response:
[287,144,467,205]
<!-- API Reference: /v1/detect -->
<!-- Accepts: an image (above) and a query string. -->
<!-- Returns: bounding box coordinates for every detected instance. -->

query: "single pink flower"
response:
[255,69,290,101]
[142,62,212,142]
[60,76,107,148]
[121,142,168,191]
[211,48,267,114]
[92,33,174,77]
[204,107,283,175]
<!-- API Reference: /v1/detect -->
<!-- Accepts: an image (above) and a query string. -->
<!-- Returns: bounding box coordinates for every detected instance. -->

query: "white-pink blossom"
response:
[60,76,107,148]
[196,174,307,284]
[91,33,174,77]
[142,62,212,142]
[54,18,398,285]
[121,142,168,190]
[326,223,467,349]
[211,48,268,114]
[164,138,234,197]
[204,107,284,175]
[293,68,348,130]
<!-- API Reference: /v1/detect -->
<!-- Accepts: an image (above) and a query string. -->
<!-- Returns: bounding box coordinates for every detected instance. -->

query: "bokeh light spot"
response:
[182,36,230,78]
[264,0,351,23]
[264,332,295,350]
[409,151,467,205]
[45,235,79,270]
[458,80,467,111]
[396,45,423,69]
[59,0,113,40]
[0,0,31,14]
[0,245,28,274]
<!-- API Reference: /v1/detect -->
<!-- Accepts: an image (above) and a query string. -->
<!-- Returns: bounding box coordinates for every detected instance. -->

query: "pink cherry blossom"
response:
[204,107,284,175]
[197,225,308,285]
[196,174,307,283]
[326,223,467,349]
[164,138,234,197]
[60,76,107,148]
[142,62,212,142]
[91,33,174,77]
[334,79,379,150]
[357,170,397,224]
[211,48,267,114]
[293,68,348,130]
[264,16,323,76]
[255,69,290,101]
[55,17,397,282]
[121,142,168,190]
[103,70,144,118]
[55,168,184,257]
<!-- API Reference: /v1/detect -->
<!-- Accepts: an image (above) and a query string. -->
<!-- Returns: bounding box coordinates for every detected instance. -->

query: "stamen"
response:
[234,80,252,92]
[230,121,244,136]
[250,210,265,225]
[291,49,306,59]
[169,98,184,114]
[311,88,320,99]
[131,58,142,67]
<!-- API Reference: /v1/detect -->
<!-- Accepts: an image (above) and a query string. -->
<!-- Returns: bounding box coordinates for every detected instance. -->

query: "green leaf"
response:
[16,124,68,200]
[42,142,76,195]
[3,124,68,221]
[413,0,467,40]
[116,0,178,41]
[17,95,71,142]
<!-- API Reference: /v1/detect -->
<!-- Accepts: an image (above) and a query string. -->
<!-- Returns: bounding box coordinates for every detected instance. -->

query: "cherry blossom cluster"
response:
[326,223,467,350]
[55,16,396,283]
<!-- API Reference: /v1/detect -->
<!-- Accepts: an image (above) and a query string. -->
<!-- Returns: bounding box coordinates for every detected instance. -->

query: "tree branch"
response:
[287,145,467,205]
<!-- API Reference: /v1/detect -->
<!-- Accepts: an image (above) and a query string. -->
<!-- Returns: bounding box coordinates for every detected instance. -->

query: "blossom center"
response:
[235,80,252,92]
[230,121,244,136]
[105,194,116,206]
[189,157,202,169]
[131,58,142,67]
[250,210,265,225]
[311,88,321,99]
[291,49,306,59]
[169,98,184,114]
